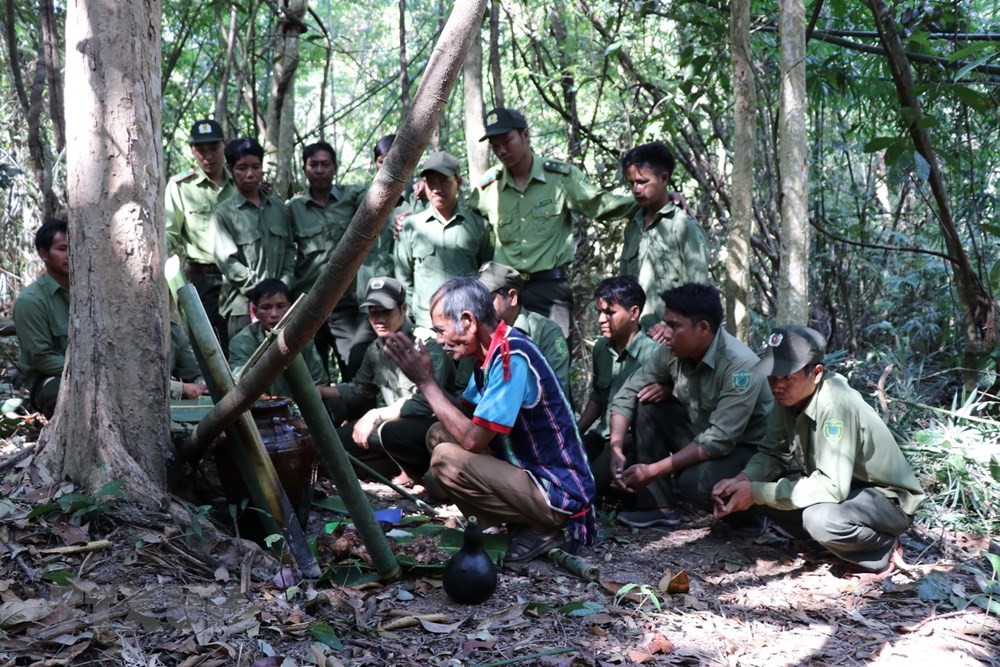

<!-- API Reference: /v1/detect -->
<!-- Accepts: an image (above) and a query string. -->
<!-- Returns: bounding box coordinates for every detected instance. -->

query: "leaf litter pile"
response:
[0,439,998,666]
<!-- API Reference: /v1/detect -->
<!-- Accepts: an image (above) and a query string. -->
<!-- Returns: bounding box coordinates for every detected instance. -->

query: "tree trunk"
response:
[488,0,503,106]
[463,20,489,182]
[399,0,411,116]
[727,0,755,339]
[39,0,64,153]
[264,0,306,199]
[38,0,168,502]
[190,0,488,448]
[777,0,810,324]
[549,9,582,159]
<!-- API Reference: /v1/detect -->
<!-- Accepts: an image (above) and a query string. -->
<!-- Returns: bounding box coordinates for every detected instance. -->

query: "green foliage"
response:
[26,480,125,522]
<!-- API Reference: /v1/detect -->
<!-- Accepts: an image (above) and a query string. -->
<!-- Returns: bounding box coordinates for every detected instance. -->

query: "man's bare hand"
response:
[383,332,434,386]
[181,382,209,399]
[712,474,754,518]
[647,322,669,344]
[609,446,629,491]
[636,382,669,404]
[352,411,380,447]
[392,210,410,239]
[621,462,660,490]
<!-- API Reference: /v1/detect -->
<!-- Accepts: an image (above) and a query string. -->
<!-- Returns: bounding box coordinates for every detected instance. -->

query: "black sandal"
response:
[504,529,563,563]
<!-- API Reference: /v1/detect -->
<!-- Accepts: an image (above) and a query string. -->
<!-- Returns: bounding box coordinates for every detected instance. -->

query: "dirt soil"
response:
[0,441,998,667]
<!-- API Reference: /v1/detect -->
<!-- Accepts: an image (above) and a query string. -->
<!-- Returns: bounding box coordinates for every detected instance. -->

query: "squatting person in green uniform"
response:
[211,137,295,340]
[395,151,493,329]
[713,325,925,575]
[620,141,709,336]
[472,107,635,338]
[13,219,70,419]
[165,119,235,353]
[607,283,772,531]
[288,140,369,380]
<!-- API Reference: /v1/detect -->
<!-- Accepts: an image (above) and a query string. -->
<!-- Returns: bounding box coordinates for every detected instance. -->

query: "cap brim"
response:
[753,350,804,377]
[420,167,456,178]
[189,137,223,144]
[360,295,398,310]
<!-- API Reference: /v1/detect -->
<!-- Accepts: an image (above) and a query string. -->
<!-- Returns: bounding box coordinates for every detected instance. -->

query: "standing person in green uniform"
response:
[395,151,492,328]
[607,283,772,530]
[477,261,571,399]
[620,142,709,335]
[228,279,333,400]
[13,219,70,419]
[288,141,369,380]
[473,108,635,338]
[326,277,454,489]
[713,325,925,575]
[165,120,235,354]
[211,137,295,340]
[578,276,661,464]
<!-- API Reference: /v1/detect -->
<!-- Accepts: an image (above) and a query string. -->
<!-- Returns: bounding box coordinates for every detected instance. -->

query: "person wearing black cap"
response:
[325,277,455,489]
[471,108,635,338]
[395,151,492,328]
[713,325,925,575]
[166,119,235,353]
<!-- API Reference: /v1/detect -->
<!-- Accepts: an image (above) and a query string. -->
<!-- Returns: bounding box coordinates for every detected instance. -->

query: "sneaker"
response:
[618,508,681,528]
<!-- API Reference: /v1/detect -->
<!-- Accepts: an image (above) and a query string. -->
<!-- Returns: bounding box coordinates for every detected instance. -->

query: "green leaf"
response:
[312,496,348,514]
[42,570,73,585]
[604,41,622,57]
[885,140,908,166]
[914,151,931,181]
[952,86,989,113]
[310,622,344,650]
[955,51,998,81]
[949,41,997,62]
[556,600,604,617]
[984,551,1000,577]
[916,573,951,601]
[320,563,379,587]
[989,456,1000,484]
[26,503,60,519]
[95,480,125,500]
[863,136,898,152]
[0,397,23,413]
[915,115,937,130]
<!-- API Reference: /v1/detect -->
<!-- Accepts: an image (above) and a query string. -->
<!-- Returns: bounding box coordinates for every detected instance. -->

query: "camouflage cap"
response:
[420,151,461,178]
[480,108,528,141]
[755,325,826,377]
[477,260,525,293]
[189,119,224,144]
[361,276,406,310]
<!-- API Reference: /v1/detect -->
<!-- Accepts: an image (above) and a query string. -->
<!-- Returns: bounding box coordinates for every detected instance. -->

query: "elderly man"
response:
[713,325,925,575]
[384,277,596,563]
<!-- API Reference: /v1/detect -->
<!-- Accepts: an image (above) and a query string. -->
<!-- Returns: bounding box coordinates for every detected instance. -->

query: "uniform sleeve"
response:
[609,345,673,422]
[680,214,709,285]
[563,165,636,222]
[692,363,769,458]
[335,345,379,413]
[537,325,571,399]
[278,203,296,288]
[753,405,859,510]
[742,410,792,483]
[12,294,65,378]
[394,222,415,293]
[211,205,253,289]
[302,341,331,387]
[169,323,202,383]
[228,328,258,378]
[474,211,494,265]
[164,179,185,253]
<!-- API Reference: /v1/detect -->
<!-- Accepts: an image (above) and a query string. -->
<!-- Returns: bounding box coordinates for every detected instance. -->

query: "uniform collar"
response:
[616,329,650,362]
[234,191,269,208]
[193,169,232,190]
[499,153,546,190]
[415,202,467,226]
[39,271,69,295]
[303,185,346,206]
[631,200,680,228]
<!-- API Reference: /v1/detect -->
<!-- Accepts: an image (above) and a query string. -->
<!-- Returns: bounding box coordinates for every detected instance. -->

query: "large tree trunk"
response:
[264,0,307,199]
[462,23,489,182]
[727,0,755,339]
[777,0,810,324]
[38,0,168,502]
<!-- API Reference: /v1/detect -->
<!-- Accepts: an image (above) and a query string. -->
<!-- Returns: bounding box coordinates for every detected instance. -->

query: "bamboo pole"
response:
[166,258,321,579]
[186,0,488,451]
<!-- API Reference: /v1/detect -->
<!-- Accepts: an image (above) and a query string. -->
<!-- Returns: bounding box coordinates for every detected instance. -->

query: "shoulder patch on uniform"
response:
[731,369,751,393]
[172,168,198,183]
[542,160,571,176]
[555,337,569,357]
[479,168,500,189]
[822,419,844,444]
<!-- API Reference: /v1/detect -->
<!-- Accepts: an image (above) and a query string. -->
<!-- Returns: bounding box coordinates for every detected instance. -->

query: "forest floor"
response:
[0,431,999,667]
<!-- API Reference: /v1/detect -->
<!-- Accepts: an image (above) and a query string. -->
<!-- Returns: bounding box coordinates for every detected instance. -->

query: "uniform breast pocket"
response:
[266,217,290,240]
[229,223,262,246]
[412,237,436,261]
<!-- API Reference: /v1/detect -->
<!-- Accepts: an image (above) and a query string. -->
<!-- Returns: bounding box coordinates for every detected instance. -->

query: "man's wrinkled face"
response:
[304,149,336,192]
[256,292,290,332]
[430,302,476,360]
[191,141,225,179]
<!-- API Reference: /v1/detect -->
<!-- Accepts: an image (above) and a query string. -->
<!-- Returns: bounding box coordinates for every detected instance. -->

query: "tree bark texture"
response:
[190,0,488,448]
[462,23,490,182]
[488,0,503,107]
[264,0,306,199]
[39,0,64,153]
[777,0,810,324]
[867,0,994,362]
[399,0,411,117]
[38,0,168,502]
[727,0,755,339]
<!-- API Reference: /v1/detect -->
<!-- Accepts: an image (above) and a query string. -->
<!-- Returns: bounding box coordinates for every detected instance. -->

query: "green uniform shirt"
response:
[287,185,367,297]
[589,331,661,439]
[609,329,772,458]
[13,272,69,392]
[211,192,296,318]
[470,154,635,273]
[353,186,400,304]
[394,203,493,327]
[744,372,926,515]
[169,321,204,400]
[336,322,454,418]
[511,309,571,398]
[229,322,330,398]
[619,202,709,326]
[165,169,235,264]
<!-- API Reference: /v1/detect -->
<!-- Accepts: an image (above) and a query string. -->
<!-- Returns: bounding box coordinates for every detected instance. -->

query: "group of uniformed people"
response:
[13,105,924,575]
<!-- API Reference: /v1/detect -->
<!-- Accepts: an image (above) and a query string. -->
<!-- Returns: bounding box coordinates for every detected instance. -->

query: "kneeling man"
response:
[384,277,595,562]
[713,325,925,573]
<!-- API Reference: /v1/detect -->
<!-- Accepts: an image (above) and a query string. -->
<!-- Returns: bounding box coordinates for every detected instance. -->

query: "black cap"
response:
[477,261,525,292]
[480,108,528,141]
[755,325,826,377]
[420,151,461,178]
[189,120,224,144]
[360,277,406,310]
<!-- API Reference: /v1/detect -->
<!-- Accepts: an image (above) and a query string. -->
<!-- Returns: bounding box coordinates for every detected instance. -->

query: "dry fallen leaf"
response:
[658,569,689,594]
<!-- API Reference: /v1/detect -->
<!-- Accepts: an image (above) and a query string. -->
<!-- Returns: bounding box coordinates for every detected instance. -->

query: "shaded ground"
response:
[0,435,998,667]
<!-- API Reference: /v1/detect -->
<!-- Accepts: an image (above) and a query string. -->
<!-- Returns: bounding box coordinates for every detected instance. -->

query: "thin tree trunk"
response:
[727,0,755,339]
[39,0,167,501]
[549,9,581,159]
[399,0,410,116]
[463,20,489,182]
[216,3,239,133]
[264,0,306,199]
[39,0,64,153]
[777,0,810,324]
[190,0,488,448]
[488,0,503,106]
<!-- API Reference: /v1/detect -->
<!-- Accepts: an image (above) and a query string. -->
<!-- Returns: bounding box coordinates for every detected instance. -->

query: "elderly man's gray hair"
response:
[430,277,498,333]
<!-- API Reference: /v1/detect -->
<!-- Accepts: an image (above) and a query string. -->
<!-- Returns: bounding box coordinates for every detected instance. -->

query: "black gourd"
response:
[443,516,497,604]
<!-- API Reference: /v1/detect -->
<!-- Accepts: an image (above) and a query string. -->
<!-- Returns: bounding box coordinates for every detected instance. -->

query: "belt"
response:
[186,262,221,274]
[519,266,569,282]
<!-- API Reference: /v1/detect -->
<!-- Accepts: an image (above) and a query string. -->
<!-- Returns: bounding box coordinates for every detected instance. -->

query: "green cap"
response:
[480,108,528,141]
[755,325,826,376]
[420,151,461,178]
[189,119,224,144]
[477,261,525,293]
[361,277,406,310]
